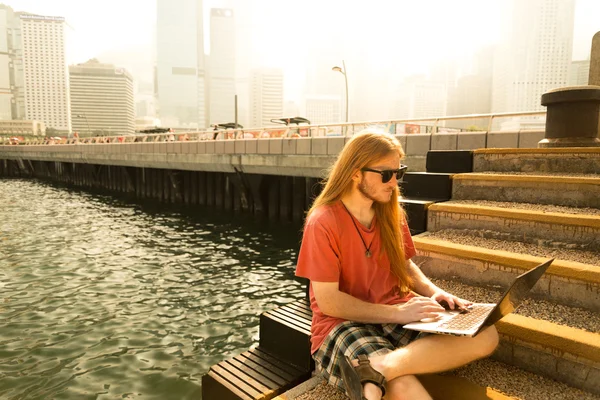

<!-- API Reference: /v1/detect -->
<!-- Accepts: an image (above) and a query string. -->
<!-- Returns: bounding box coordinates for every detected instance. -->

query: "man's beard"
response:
[358,180,393,203]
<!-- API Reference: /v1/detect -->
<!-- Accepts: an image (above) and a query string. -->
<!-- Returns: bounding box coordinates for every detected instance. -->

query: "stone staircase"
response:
[413,148,600,398]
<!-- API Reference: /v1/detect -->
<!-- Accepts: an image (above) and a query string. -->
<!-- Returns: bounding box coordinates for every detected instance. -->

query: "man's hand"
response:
[395,297,445,324]
[430,290,472,311]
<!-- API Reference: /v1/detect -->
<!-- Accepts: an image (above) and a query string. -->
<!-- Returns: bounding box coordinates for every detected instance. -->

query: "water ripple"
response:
[0,179,304,399]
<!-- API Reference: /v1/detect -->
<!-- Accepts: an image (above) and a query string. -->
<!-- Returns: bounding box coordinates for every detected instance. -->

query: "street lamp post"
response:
[332,60,349,132]
[76,114,91,137]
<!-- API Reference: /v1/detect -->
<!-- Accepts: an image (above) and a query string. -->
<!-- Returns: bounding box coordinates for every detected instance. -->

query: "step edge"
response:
[399,198,444,205]
[497,314,600,363]
[473,147,600,155]
[412,236,600,285]
[405,172,455,177]
[453,173,600,185]
[428,202,600,228]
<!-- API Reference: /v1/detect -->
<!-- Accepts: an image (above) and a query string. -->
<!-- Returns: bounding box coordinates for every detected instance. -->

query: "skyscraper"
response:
[250,68,283,127]
[20,13,71,132]
[569,60,590,86]
[69,59,135,136]
[156,0,206,129]
[395,75,447,120]
[0,5,16,121]
[305,95,341,126]
[447,47,494,130]
[207,8,235,126]
[492,0,575,115]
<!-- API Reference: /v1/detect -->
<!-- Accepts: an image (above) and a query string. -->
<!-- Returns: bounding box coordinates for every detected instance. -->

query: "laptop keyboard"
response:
[438,304,494,331]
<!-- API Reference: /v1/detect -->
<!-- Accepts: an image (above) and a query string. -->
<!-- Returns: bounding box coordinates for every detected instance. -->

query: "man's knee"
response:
[476,325,499,357]
[387,374,419,392]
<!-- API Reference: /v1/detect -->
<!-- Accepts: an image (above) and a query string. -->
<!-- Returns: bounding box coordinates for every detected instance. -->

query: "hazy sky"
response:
[7,0,600,61]
[5,0,600,103]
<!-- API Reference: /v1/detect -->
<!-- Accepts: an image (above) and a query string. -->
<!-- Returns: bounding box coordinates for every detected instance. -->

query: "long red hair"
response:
[306,132,412,292]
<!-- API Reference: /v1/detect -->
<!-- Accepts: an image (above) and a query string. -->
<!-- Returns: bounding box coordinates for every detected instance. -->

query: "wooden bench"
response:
[202,300,314,400]
[259,299,314,372]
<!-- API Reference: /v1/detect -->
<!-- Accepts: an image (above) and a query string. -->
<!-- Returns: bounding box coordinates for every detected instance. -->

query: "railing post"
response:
[487,115,495,134]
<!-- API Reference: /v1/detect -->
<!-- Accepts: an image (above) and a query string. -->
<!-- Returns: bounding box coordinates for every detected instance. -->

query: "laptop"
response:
[403,259,554,337]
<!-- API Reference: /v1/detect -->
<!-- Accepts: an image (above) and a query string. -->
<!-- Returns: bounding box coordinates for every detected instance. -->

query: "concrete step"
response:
[452,173,600,208]
[446,358,600,400]
[426,200,600,252]
[425,276,600,395]
[278,353,599,400]
[473,148,600,174]
[413,233,600,312]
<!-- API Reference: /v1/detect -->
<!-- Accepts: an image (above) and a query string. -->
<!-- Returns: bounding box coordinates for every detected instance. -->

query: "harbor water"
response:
[0,179,305,399]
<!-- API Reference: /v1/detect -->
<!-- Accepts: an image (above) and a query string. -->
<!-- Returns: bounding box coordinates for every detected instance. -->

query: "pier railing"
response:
[2,111,546,146]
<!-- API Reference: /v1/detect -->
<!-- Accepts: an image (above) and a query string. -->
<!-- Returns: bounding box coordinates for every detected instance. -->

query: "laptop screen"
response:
[478,259,553,333]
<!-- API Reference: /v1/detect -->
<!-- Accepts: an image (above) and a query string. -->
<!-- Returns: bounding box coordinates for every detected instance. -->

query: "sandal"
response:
[339,354,387,400]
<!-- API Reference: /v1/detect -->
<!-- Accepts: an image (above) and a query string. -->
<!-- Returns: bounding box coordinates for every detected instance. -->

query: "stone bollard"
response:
[538,86,600,147]
[539,31,600,148]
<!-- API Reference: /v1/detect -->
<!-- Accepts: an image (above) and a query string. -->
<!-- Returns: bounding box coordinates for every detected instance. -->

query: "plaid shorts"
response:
[313,321,420,393]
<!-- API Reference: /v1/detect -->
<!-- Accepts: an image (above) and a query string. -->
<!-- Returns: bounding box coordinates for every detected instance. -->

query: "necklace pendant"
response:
[365,250,371,258]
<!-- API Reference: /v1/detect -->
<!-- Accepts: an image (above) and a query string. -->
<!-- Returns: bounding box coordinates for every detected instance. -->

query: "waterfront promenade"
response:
[0,112,546,177]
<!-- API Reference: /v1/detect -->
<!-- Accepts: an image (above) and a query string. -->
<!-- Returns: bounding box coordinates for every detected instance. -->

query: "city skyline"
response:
[5,1,599,84]
[1,0,600,131]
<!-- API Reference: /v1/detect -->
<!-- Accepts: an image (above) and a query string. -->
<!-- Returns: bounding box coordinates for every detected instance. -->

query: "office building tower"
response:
[395,75,447,120]
[447,47,494,130]
[156,0,206,128]
[569,60,590,86]
[0,5,17,120]
[305,95,341,125]
[69,59,135,136]
[207,8,235,126]
[492,0,575,116]
[250,68,283,127]
[20,13,71,132]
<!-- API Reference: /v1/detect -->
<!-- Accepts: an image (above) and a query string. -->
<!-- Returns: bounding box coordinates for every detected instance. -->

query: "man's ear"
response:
[351,168,362,183]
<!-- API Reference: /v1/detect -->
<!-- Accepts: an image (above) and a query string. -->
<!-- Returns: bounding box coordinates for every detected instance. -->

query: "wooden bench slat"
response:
[226,357,282,390]
[207,369,256,400]
[251,347,307,376]
[280,304,312,320]
[288,298,311,310]
[263,311,312,335]
[204,371,254,400]
[233,353,289,386]
[219,359,275,395]
[240,351,300,382]
[283,302,312,319]
[273,308,312,330]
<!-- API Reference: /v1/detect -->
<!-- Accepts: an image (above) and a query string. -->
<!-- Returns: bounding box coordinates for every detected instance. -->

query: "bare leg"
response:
[363,382,382,400]
[386,375,432,400]
[371,326,499,381]
[351,326,498,399]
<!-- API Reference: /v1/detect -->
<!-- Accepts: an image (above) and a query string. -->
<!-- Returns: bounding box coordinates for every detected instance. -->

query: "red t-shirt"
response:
[295,201,417,354]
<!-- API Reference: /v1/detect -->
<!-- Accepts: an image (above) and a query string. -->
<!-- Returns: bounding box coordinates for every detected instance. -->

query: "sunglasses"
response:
[361,165,408,183]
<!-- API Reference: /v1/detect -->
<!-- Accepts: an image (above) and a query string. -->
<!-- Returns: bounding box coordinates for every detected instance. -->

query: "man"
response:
[295,132,498,400]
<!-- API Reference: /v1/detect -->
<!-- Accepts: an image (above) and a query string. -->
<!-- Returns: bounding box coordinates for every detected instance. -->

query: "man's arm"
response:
[407,259,472,309]
[407,259,439,297]
[312,281,444,325]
